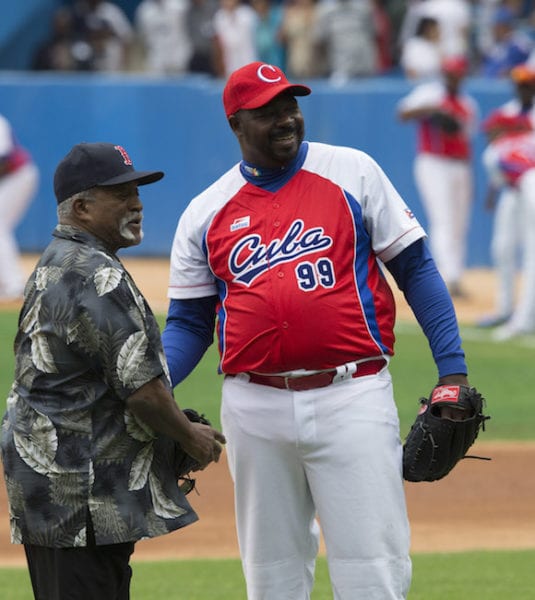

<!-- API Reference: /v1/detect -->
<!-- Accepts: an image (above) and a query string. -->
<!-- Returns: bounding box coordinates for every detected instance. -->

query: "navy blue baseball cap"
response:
[54,142,164,204]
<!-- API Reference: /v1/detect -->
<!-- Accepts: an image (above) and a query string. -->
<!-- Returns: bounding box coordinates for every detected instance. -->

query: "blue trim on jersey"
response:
[344,190,389,353]
[214,278,229,373]
[162,297,217,386]
[385,240,467,378]
[202,228,228,372]
[240,142,309,191]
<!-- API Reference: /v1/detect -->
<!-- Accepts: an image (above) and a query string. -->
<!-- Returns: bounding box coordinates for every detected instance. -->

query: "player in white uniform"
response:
[481,111,535,339]
[397,55,479,297]
[0,114,39,301]
[163,62,472,599]
[477,63,535,329]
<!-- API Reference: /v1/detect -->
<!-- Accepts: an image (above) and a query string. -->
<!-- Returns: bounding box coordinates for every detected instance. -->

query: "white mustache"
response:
[120,212,143,241]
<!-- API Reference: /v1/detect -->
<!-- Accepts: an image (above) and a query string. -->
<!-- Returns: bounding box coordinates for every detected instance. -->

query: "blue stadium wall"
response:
[0,73,511,263]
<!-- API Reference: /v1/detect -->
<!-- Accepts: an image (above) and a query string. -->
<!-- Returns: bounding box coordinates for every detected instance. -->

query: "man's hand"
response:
[436,374,471,421]
[180,419,226,471]
[127,377,226,471]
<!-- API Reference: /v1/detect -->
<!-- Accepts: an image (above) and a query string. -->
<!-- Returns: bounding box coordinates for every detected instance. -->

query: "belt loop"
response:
[234,373,251,383]
[332,362,357,383]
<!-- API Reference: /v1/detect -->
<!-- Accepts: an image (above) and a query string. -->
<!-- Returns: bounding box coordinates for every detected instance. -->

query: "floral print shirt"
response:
[1,225,197,547]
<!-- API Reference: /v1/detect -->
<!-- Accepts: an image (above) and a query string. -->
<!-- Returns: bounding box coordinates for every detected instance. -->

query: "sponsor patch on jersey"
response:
[230,216,251,231]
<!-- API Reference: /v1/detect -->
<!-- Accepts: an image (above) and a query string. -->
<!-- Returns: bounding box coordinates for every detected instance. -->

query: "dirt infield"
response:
[0,257,533,565]
[0,443,533,566]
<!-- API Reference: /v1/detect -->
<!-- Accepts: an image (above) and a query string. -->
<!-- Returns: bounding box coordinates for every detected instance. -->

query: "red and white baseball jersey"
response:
[493,98,535,128]
[0,114,32,174]
[168,142,425,374]
[484,130,535,187]
[397,80,479,159]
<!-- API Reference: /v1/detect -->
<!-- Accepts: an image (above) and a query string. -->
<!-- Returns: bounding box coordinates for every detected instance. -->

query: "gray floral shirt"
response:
[1,225,197,547]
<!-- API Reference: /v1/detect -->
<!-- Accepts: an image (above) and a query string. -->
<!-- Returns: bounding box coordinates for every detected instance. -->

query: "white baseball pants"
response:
[414,153,472,287]
[490,186,521,318]
[509,168,535,332]
[221,368,411,600]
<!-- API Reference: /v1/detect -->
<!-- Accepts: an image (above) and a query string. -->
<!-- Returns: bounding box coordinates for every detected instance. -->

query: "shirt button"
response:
[277,271,284,278]
[273,202,280,209]
[273,220,281,227]
[282,321,289,328]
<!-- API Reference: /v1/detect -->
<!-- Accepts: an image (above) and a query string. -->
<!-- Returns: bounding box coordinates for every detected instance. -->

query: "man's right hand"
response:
[181,420,226,470]
[127,378,226,470]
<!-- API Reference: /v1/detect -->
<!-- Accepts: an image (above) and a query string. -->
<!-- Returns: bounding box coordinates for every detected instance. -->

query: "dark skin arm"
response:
[484,186,500,212]
[398,105,439,121]
[0,158,10,178]
[127,377,226,469]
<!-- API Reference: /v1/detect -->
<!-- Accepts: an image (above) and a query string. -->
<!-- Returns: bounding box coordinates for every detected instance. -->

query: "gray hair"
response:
[57,189,97,220]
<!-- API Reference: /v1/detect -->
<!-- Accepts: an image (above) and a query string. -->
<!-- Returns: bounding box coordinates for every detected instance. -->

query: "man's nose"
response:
[129,195,143,210]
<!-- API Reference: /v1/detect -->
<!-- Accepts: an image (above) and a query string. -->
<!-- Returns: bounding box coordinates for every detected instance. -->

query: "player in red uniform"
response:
[163,62,472,599]
[397,56,479,298]
[0,114,39,301]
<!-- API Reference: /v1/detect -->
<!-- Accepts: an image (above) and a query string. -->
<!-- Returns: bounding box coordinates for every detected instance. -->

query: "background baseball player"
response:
[0,113,39,302]
[397,56,479,298]
[480,111,535,340]
[162,62,473,599]
[477,63,535,329]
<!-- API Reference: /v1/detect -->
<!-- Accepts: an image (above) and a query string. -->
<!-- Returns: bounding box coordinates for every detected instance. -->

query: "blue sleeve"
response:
[385,239,467,378]
[161,296,218,387]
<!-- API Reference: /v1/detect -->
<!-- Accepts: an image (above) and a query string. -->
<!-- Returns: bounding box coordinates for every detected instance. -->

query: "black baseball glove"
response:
[174,408,212,494]
[428,110,461,133]
[403,385,490,482]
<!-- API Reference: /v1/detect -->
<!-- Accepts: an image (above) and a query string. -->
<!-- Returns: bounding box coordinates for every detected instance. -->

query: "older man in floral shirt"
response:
[1,142,225,599]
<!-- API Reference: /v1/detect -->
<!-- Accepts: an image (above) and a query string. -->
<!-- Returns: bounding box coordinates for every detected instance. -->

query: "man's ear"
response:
[228,114,241,136]
[71,196,92,221]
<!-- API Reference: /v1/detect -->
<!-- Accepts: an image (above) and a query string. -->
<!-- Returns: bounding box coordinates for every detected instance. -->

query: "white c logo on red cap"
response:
[257,64,281,83]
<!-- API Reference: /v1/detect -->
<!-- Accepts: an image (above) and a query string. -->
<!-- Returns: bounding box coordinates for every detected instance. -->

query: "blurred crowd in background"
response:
[27,0,535,82]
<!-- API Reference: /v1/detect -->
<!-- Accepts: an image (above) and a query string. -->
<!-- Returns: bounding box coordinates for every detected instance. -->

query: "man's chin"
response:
[272,136,302,162]
[120,228,144,246]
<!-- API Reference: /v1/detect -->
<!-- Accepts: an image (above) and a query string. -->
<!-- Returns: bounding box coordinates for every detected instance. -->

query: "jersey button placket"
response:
[272,201,288,333]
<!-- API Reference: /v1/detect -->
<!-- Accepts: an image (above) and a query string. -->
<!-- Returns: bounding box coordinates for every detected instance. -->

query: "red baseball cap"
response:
[481,111,532,135]
[223,62,311,118]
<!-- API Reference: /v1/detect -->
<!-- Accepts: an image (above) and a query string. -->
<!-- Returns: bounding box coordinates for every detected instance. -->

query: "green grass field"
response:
[0,309,533,598]
[0,551,534,599]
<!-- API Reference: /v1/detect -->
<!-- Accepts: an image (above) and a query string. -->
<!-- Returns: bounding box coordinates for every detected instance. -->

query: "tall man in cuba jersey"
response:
[163,62,472,599]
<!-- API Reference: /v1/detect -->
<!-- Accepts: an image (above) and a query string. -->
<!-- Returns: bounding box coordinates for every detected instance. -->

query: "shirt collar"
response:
[239,142,308,192]
[53,224,114,256]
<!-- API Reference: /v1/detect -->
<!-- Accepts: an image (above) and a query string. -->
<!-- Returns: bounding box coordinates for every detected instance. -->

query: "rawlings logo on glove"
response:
[403,385,490,482]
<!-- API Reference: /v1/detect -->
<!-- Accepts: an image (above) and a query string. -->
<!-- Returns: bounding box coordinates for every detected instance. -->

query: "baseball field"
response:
[0,256,534,599]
